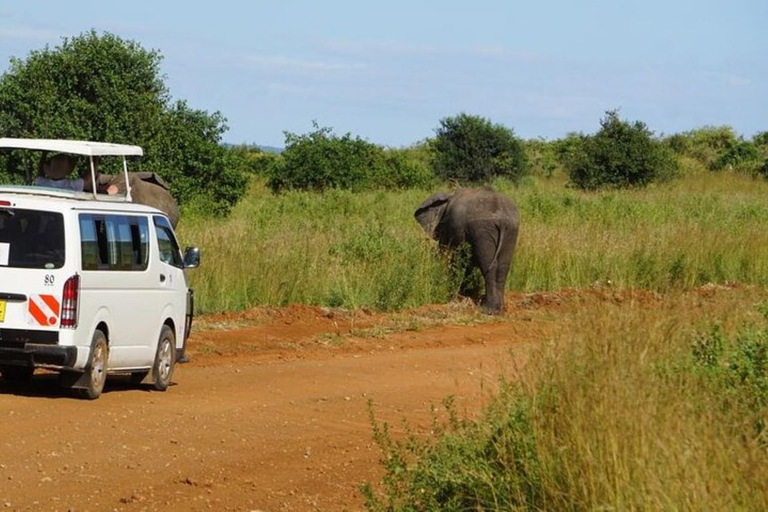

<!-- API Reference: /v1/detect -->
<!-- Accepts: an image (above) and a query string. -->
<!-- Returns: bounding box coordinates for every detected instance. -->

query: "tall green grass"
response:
[178,183,458,313]
[363,292,768,510]
[177,171,768,314]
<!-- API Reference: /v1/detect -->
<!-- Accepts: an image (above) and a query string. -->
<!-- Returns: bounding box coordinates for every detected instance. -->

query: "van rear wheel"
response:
[152,326,175,391]
[78,330,108,400]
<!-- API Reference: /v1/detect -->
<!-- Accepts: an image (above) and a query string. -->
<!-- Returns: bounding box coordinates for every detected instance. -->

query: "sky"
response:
[0,0,765,148]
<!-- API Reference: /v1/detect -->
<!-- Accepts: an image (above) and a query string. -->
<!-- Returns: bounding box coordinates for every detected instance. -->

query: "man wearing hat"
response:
[33,154,84,191]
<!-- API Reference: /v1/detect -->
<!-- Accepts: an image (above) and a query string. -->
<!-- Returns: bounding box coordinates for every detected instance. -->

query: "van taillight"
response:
[60,274,80,329]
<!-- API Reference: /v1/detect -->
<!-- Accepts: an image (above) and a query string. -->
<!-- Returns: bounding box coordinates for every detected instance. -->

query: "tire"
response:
[78,329,109,400]
[152,325,175,391]
[0,365,34,382]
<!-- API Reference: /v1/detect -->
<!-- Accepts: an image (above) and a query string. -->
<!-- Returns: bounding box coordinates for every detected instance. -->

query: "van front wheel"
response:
[78,330,108,400]
[152,326,176,391]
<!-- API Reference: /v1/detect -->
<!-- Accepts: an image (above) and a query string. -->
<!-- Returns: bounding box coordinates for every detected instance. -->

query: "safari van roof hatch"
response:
[0,138,143,203]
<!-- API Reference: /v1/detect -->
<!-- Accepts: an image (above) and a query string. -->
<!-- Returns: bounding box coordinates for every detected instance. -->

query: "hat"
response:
[44,154,75,180]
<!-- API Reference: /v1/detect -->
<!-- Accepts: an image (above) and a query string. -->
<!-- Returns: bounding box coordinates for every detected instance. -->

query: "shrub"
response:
[381,146,436,189]
[268,122,388,191]
[523,138,560,178]
[432,113,527,184]
[564,110,679,190]
[710,140,762,174]
[673,126,739,168]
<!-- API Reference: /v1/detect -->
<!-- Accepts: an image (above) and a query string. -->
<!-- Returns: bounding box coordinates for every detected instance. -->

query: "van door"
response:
[153,216,187,351]
[78,213,155,368]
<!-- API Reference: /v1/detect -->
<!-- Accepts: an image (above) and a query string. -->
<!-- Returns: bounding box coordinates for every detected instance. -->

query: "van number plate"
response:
[0,300,5,322]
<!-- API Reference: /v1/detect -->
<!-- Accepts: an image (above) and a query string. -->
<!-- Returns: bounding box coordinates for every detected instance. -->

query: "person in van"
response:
[33,153,84,191]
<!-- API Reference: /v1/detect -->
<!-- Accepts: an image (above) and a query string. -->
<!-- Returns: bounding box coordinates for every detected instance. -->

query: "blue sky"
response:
[0,0,765,147]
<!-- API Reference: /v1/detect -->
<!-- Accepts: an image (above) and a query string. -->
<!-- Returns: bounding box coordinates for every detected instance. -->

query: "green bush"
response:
[432,113,527,184]
[380,143,436,189]
[564,110,679,190]
[711,140,762,174]
[672,126,739,168]
[523,137,560,178]
[268,122,388,191]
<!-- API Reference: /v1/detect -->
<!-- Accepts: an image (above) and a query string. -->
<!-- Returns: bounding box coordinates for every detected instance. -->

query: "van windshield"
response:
[0,208,65,269]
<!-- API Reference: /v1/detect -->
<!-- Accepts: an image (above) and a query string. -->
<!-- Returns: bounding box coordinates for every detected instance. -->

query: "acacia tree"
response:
[432,113,527,184]
[0,30,247,214]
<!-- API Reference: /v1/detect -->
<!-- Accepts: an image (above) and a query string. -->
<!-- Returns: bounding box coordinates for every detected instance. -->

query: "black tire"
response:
[0,365,34,382]
[152,325,175,391]
[78,329,109,400]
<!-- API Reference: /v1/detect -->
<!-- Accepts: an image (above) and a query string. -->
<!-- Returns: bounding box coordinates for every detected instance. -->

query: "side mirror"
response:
[183,246,200,269]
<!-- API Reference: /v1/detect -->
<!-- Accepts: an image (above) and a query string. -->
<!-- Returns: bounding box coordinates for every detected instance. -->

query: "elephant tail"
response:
[491,225,505,268]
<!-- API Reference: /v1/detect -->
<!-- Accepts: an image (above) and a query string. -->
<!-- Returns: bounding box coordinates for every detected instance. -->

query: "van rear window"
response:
[79,214,149,271]
[0,208,65,269]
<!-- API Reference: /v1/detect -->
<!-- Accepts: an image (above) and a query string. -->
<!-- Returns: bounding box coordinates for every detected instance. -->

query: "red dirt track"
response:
[0,286,758,511]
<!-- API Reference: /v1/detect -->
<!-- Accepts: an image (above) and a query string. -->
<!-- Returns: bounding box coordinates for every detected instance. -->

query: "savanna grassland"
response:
[178,168,768,510]
[180,169,768,315]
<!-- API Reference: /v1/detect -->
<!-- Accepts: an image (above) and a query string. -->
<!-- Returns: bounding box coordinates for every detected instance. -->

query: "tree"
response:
[268,122,388,192]
[564,110,678,190]
[0,31,248,214]
[431,113,527,184]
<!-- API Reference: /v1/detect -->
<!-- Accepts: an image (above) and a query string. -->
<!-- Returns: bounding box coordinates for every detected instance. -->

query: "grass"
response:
[178,170,768,314]
[362,289,768,511]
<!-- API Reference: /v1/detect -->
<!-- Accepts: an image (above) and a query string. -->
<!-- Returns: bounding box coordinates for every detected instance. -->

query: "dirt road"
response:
[0,287,756,511]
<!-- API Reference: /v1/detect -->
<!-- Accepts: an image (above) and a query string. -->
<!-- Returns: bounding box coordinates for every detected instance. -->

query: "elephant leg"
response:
[467,224,504,314]
[491,226,518,314]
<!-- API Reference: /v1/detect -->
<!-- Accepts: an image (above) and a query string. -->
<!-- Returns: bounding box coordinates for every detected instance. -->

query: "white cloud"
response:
[244,54,368,73]
[469,45,539,62]
[318,38,438,57]
[0,27,61,44]
[723,73,751,87]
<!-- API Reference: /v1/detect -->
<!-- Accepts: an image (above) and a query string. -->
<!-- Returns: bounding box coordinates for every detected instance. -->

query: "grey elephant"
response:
[415,188,520,314]
[88,171,180,228]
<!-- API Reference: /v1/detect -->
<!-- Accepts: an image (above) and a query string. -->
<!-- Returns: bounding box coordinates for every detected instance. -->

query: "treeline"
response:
[2,31,767,216]
[235,111,768,194]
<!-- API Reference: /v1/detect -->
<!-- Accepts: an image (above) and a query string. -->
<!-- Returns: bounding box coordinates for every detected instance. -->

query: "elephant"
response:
[415,188,520,314]
[87,171,180,228]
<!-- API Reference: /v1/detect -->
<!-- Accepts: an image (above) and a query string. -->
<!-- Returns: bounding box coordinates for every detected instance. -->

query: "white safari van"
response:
[0,138,199,399]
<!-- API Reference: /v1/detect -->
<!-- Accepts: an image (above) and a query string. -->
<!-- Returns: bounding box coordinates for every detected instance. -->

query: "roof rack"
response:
[0,138,143,201]
[0,138,142,156]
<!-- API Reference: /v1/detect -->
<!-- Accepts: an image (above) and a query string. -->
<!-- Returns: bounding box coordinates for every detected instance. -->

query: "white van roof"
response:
[0,138,143,157]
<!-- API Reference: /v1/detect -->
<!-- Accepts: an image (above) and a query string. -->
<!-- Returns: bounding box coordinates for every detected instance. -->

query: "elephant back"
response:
[100,172,180,228]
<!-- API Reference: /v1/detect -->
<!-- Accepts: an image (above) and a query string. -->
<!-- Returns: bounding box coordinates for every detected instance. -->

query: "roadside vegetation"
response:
[363,293,768,510]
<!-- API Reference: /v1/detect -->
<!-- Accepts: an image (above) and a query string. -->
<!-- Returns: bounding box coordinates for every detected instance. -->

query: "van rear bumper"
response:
[0,343,77,368]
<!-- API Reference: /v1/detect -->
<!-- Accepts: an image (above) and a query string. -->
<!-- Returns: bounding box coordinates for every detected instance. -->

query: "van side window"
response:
[153,216,183,268]
[79,214,149,271]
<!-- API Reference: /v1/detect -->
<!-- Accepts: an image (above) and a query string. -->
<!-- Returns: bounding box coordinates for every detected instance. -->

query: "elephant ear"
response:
[414,191,451,238]
[134,171,171,191]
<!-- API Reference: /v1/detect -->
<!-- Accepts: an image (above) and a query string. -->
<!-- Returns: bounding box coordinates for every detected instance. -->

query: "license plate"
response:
[0,300,5,323]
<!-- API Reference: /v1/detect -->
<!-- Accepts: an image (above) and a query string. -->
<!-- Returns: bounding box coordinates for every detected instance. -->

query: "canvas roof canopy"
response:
[0,138,143,157]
